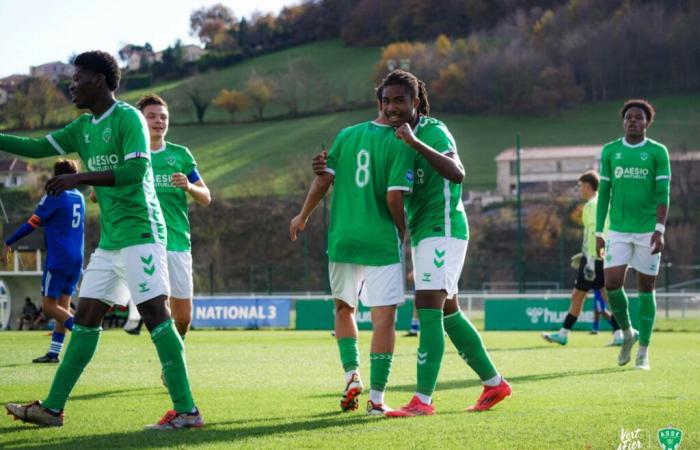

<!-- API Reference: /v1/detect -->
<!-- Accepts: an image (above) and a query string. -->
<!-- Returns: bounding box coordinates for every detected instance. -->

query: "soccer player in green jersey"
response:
[290,106,415,415]
[136,94,211,338]
[313,70,511,416]
[2,51,202,429]
[595,99,670,370]
[542,171,622,347]
[375,70,511,417]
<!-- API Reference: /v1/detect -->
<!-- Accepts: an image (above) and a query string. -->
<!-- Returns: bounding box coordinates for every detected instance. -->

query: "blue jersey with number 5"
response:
[34,189,85,274]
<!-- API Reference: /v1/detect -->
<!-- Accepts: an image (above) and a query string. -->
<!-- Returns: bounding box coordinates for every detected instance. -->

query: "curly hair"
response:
[376,70,430,116]
[620,99,655,126]
[74,51,121,91]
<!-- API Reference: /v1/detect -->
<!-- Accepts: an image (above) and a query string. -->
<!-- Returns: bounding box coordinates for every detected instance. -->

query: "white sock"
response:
[345,370,358,384]
[369,389,384,405]
[558,328,569,337]
[622,328,633,339]
[415,392,431,404]
[483,374,502,387]
[613,329,623,339]
[637,346,648,358]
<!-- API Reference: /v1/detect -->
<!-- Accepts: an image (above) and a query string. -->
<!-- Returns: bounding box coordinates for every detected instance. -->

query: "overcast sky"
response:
[0,0,294,78]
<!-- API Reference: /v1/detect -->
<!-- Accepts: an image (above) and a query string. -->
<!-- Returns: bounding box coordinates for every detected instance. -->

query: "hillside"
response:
[123,40,382,123]
[9,94,700,198]
[6,39,699,196]
[167,93,700,195]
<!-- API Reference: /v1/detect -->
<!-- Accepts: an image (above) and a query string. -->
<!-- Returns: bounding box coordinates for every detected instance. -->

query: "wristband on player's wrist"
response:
[655,223,666,234]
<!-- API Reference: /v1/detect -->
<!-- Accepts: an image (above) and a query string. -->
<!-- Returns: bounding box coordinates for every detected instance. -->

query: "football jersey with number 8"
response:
[325,121,415,266]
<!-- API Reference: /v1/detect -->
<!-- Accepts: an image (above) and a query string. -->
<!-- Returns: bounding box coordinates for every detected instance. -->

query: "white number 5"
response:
[71,204,81,228]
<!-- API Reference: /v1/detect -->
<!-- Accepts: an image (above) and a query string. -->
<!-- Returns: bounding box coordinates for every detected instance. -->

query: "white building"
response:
[0,159,31,188]
[30,61,72,84]
[495,146,601,199]
[154,44,205,64]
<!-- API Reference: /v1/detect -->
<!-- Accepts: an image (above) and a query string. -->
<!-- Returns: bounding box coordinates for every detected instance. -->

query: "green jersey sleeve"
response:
[118,108,150,161]
[387,143,415,192]
[596,146,611,234]
[47,117,85,157]
[421,120,457,154]
[183,146,197,176]
[325,128,346,175]
[654,144,671,207]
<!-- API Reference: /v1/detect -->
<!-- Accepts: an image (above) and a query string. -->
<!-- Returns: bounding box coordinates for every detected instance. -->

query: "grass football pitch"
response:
[1,327,698,449]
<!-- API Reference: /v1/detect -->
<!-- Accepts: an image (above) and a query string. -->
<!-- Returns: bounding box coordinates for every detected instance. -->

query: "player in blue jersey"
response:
[2,160,84,363]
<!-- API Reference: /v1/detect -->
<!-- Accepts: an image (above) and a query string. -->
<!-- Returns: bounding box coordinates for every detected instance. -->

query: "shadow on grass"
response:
[71,387,161,402]
[0,414,377,450]
[311,366,625,398]
[486,346,549,352]
[0,363,35,369]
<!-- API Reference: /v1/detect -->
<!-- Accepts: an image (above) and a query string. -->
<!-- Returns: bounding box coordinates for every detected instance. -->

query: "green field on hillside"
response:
[9,94,700,196]
[165,93,700,195]
[122,40,382,123]
[1,329,698,449]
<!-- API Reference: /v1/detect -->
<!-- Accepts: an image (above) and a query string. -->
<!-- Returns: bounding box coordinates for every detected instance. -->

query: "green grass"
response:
[1,328,698,449]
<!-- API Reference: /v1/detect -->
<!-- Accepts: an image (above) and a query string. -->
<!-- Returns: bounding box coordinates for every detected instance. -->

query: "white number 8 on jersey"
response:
[355,149,370,188]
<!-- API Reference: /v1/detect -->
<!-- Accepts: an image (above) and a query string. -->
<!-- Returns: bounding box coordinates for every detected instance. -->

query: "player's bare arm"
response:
[650,204,668,255]
[171,173,211,205]
[290,173,334,241]
[386,190,407,243]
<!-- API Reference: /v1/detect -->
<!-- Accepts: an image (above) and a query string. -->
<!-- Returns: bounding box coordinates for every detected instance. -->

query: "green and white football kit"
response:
[597,138,671,276]
[406,116,468,295]
[325,120,414,307]
[0,100,198,419]
[391,116,504,414]
[597,136,670,360]
[152,142,199,299]
[46,101,170,304]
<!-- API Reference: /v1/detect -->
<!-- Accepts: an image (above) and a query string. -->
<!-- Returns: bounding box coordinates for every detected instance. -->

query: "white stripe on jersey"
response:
[443,178,451,237]
[125,151,151,161]
[46,135,66,155]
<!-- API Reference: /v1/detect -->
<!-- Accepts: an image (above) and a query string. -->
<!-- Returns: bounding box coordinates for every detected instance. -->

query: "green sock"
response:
[42,324,101,411]
[370,353,393,391]
[337,337,359,372]
[416,309,444,397]
[444,310,498,381]
[151,319,195,413]
[607,288,631,330]
[638,291,657,346]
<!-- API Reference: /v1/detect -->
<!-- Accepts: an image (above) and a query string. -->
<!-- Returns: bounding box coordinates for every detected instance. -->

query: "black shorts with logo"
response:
[574,257,604,291]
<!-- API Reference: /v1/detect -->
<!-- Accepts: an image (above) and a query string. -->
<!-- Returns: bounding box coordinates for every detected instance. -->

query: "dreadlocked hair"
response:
[377,69,430,116]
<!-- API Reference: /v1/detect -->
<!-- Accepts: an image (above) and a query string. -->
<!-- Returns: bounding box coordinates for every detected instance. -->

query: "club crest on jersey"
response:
[102,128,112,143]
[167,155,176,167]
[640,152,649,161]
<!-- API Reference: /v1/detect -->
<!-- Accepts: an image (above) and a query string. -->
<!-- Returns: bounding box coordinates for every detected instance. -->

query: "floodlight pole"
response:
[516,134,525,293]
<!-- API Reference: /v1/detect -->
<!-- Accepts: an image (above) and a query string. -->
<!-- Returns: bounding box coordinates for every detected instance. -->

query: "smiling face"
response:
[380,84,419,128]
[69,66,101,109]
[142,104,169,141]
[623,106,648,141]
